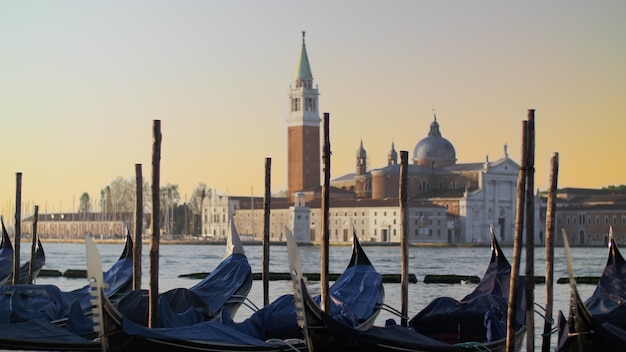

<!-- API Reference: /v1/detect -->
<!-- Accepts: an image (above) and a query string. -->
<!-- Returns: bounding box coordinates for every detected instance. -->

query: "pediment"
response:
[488,158,519,175]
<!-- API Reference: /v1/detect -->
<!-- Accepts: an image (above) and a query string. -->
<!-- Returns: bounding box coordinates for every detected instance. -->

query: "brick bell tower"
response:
[287,31,321,201]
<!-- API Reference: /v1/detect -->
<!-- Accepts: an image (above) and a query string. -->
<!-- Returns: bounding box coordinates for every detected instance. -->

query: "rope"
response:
[533,302,554,325]
[239,297,260,312]
[379,303,408,320]
[265,338,306,351]
[454,341,493,352]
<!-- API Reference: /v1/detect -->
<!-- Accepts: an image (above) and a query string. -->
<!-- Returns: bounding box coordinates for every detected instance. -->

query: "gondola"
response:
[189,216,254,317]
[291,231,526,352]
[556,227,626,352]
[408,230,526,347]
[224,228,384,341]
[0,217,14,285]
[100,292,308,352]
[60,229,134,312]
[93,237,307,352]
[0,232,134,351]
[112,218,253,326]
[0,217,46,285]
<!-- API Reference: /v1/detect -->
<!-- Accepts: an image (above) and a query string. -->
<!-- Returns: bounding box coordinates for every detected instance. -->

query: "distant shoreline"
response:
[35,238,481,247]
[30,238,605,247]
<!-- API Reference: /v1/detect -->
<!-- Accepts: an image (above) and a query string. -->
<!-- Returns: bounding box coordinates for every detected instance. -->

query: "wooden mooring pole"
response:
[541,152,559,352]
[400,151,409,326]
[320,112,331,313]
[506,119,528,352]
[149,120,161,328]
[12,172,22,285]
[525,109,536,352]
[263,157,271,307]
[134,163,143,291]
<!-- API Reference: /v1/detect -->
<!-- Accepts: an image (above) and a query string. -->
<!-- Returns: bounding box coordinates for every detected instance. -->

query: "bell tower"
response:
[287,31,321,201]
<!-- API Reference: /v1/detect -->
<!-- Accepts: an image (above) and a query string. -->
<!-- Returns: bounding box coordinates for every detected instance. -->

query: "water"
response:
[29,241,605,351]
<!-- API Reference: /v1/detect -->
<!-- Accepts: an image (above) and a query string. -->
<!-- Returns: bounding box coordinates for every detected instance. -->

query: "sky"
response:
[1,1,625,220]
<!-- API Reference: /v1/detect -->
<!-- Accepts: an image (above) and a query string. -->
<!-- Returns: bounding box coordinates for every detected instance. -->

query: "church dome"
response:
[413,115,456,168]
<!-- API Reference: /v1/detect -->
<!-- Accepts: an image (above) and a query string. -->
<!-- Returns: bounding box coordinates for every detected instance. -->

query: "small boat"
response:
[61,230,134,312]
[225,228,384,341]
[0,217,46,285]
[0,233,134,351]
[408,230,526,347]
[100,294,308,352]
[113,218,253,326]
[0,234,133,351]
[0,218,14,285]
[93,238,306,352]
[291,231,526,352]
[189,216,253,317]
[556,227,626,352]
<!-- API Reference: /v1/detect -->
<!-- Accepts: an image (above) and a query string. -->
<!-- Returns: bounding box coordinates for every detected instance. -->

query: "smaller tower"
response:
[356,140,367,176]
[290,192,311,243]
[388,142,398,166]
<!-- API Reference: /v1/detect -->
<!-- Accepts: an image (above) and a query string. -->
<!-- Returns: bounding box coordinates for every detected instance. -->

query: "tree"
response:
[108,176,134,213]
[173,203,190,238]
[188,183,211,235]
[101,175,152,216]
[78,192,91,213]
[603,185,626,191]
[160,183,180,236]
[189,183,209,215]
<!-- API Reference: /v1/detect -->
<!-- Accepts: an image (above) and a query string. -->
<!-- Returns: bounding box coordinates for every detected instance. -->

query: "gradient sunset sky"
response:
[1,1,625,219]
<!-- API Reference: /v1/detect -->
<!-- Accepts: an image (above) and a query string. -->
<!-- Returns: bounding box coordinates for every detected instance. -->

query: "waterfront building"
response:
[230,193,448,244]
[539,188,626,246]
[20,212,142,240]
